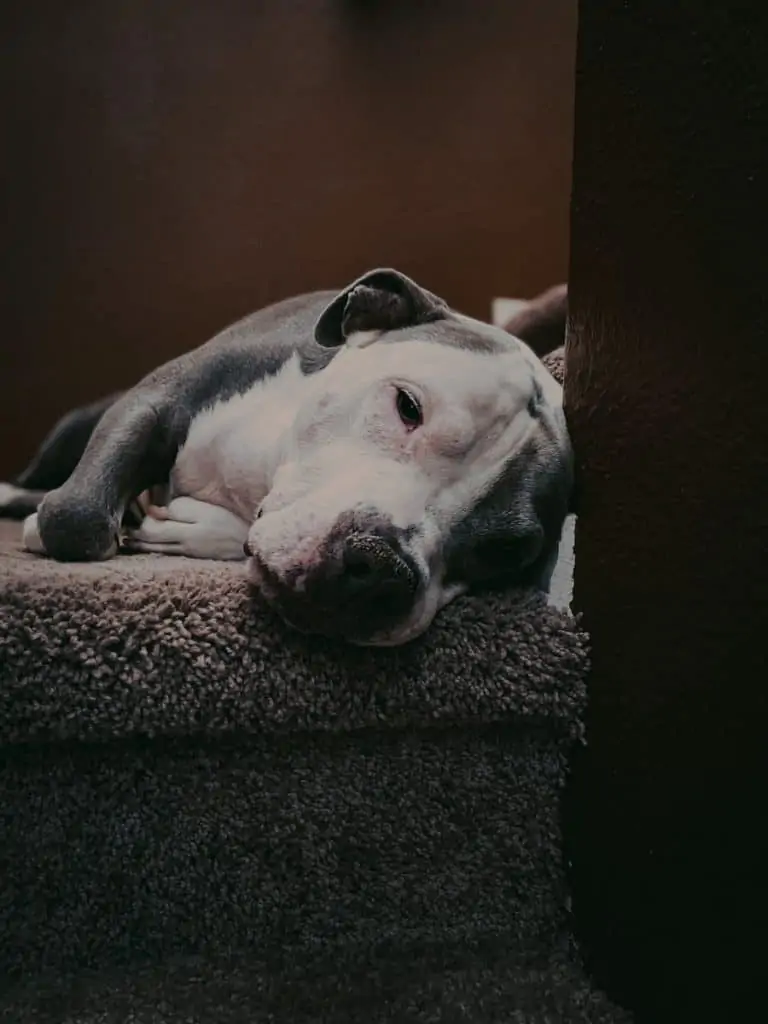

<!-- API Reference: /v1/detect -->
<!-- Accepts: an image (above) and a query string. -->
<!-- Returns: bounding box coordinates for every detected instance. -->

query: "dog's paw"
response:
[22,513,46,554]
[121,497,249,561]
[36,489,119,562]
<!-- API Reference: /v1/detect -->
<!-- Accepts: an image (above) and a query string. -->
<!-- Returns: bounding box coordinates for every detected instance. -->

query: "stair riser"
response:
[1,727,571,978]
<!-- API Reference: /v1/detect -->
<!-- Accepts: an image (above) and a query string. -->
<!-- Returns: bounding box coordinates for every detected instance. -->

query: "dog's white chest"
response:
[171,354,306,523]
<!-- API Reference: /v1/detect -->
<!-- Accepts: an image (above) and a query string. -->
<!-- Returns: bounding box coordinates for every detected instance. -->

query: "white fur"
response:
[0,482,25,506]
[170,355,307,524]
[262,340,544,643]
[22,512,45,554]
[344,329,382,348]
[122,497,248,560]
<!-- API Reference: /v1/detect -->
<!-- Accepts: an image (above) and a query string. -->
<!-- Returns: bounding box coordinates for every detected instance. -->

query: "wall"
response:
[0,0,576,478]
[564,1,768,1016]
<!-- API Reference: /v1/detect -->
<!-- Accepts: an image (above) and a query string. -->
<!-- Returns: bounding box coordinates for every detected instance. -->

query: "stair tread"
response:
[0,521,587,746]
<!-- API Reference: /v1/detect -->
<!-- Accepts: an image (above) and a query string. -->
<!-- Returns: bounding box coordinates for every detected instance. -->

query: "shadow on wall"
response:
[0,0,577,479]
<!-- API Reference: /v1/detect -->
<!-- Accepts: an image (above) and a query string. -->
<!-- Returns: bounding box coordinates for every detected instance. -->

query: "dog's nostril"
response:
[243,539,253,557]
[341,535,415,593]
[344,549,376,579]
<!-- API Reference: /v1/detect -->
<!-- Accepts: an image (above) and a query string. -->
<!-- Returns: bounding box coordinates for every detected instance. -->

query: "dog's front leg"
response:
[31,392,172,562]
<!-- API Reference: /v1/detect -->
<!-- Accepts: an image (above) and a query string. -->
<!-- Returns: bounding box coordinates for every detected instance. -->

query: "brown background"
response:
[0,0,576,480]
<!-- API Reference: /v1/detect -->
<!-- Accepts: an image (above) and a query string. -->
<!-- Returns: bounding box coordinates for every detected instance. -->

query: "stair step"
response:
[0,947,633,1023]
[0,521,630,1019]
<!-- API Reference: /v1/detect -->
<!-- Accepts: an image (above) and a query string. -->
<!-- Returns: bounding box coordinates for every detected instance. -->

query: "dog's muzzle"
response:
[249,529,420,640]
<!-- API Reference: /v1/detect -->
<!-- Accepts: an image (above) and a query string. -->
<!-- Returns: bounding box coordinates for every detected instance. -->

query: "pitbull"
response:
[0,269,572,646]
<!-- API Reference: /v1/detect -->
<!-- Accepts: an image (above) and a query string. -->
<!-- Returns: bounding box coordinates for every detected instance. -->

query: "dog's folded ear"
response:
[314,269,449,348]
[503,283,568,358]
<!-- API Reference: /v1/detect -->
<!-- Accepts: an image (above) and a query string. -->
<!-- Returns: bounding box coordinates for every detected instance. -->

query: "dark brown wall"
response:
[0,0,576,479]
[564,2,768,1017]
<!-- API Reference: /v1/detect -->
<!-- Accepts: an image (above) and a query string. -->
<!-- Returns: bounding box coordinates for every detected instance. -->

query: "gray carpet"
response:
[0,949,632,1023]
[0,521,630,1021]
[0,350,632,1022]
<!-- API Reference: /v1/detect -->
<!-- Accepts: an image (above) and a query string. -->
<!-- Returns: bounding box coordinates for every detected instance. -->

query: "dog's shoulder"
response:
[133,290,339,432]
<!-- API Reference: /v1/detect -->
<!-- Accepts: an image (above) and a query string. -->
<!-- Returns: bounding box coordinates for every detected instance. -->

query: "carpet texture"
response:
[0,520,630,1021]
[0,949,632,1023]
[0,347,633,1021]
[0,524,586,968]
[0,539,586,748]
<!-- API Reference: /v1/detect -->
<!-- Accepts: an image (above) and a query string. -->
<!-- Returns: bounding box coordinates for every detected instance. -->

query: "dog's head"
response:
[246,269,572,646]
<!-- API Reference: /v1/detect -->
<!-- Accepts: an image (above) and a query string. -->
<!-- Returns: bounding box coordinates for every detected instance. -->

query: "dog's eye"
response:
[395,388,423,430]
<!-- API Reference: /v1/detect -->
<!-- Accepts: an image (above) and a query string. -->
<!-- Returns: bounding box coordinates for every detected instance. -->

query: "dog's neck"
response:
[170,354,308,524]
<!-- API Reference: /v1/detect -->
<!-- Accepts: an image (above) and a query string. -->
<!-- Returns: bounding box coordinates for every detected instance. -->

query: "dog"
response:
[0,268,572,646]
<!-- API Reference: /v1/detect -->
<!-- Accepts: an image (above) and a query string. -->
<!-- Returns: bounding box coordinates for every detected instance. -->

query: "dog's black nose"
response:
[330,535,418,624]
[254,524,421,641]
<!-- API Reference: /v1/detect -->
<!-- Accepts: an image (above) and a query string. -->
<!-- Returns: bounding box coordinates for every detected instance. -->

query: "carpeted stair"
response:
[0,351,633,1022]
[0,520,630,1022]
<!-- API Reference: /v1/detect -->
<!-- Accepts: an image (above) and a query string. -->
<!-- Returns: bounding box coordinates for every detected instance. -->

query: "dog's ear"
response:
[503,283,568,358]
[314,268,449,348]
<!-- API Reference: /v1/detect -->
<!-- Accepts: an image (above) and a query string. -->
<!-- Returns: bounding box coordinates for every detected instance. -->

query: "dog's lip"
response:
[248,550,272,580]
[247,551,283,601]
